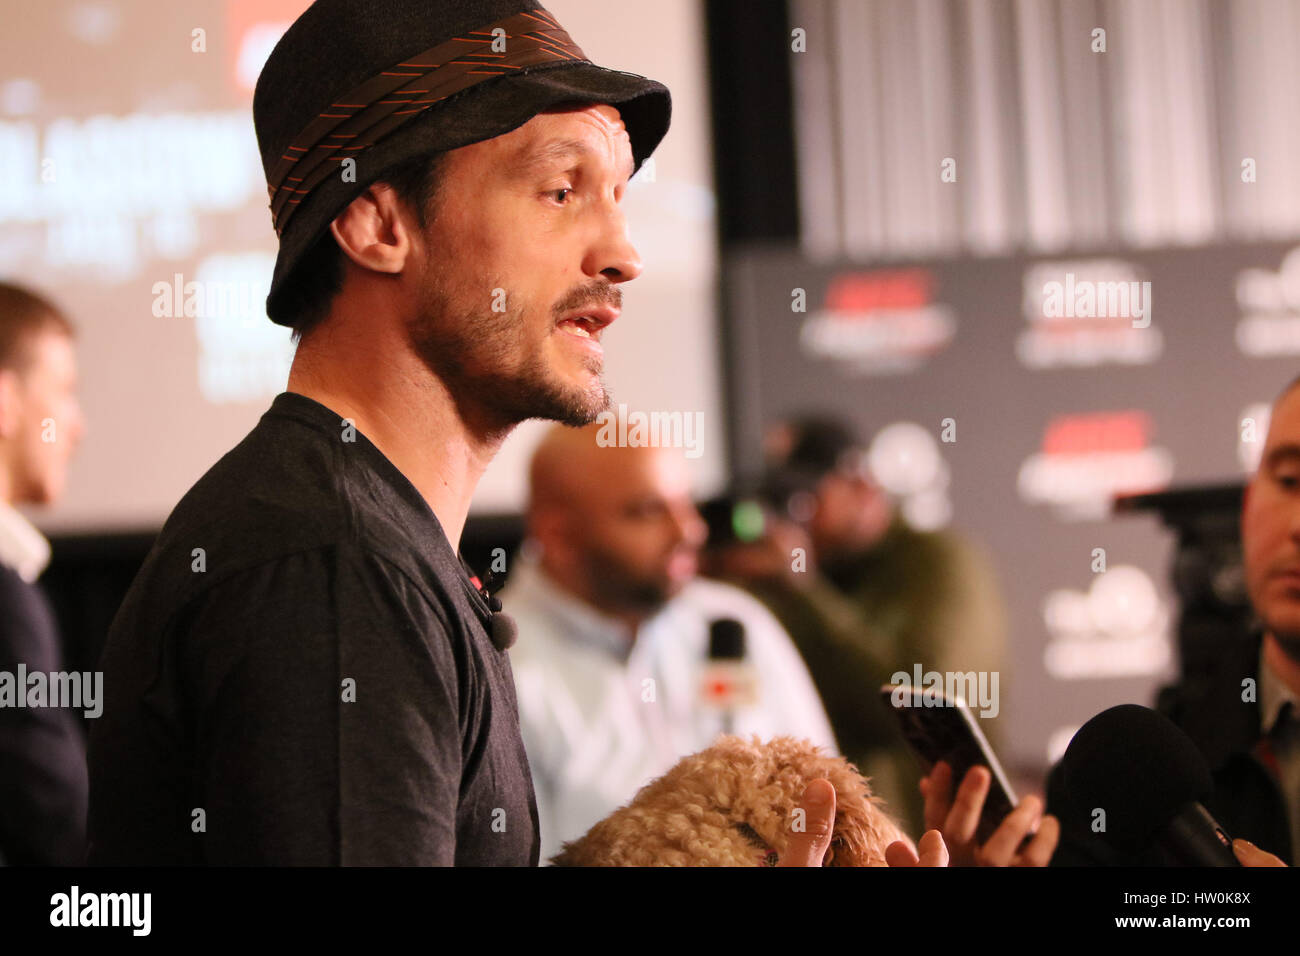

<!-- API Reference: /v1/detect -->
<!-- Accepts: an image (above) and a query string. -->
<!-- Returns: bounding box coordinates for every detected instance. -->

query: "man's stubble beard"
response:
[581,549,673,619]
[1253,576,1300,662]
[406,264,611,428]
[1266,618,1300,664]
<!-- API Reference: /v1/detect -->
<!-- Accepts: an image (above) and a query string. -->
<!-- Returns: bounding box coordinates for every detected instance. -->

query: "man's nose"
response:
[672,503,708,551]
[69,401,86,445]
[584,204,642,283]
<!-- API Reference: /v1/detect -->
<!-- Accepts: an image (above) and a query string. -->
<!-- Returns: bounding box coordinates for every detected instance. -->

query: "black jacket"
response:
[0,564,88,865]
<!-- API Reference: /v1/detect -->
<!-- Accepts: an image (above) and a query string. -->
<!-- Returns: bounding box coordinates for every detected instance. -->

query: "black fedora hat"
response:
[253,0,671,325]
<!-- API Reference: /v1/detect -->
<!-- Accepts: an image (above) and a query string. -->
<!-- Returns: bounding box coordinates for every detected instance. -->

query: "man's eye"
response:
[550,188,572,204]
[625,502,662,519]
[1278,472,1300,489]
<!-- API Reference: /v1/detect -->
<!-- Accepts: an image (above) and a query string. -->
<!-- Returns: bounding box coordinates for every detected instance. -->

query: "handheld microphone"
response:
[700,618,756,735]
[1062,704,1239,866]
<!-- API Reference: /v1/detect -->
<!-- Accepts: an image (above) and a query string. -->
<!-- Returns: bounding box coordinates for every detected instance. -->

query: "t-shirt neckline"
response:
[265,391,490,615]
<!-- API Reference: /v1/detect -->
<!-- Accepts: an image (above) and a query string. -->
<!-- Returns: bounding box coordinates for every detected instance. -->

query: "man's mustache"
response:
[554,282,622,319]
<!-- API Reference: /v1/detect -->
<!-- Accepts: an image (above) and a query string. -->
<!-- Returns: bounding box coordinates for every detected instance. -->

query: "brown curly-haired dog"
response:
[549,735,911,866]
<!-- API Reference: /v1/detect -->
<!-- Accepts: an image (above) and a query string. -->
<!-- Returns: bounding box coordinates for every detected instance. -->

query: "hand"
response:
[720,521,816,590]
[778,779,950,866]
[1233,838,1287,866]
[920,761,1059,866]
[764,519,816,588]
[777,779,836,866]
[885,829,949,867]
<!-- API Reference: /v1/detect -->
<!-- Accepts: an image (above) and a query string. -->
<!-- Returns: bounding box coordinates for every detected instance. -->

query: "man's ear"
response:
[529,506,577,566]
[0,369,20,441]
[329,183,417,277]
[528,506,559,552]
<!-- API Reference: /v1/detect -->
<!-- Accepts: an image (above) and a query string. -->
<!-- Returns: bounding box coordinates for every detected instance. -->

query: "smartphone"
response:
[880,683,1019,845]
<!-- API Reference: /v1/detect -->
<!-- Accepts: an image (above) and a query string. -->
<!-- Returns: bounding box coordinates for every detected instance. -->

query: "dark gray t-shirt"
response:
[88,392,539,865]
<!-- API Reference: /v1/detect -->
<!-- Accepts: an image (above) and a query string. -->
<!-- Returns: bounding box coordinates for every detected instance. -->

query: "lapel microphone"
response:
[484,591,519,651]
[464,561,519,651]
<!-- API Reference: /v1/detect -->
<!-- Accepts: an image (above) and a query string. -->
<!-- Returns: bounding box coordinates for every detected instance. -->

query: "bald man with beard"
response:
[499,424,837,862]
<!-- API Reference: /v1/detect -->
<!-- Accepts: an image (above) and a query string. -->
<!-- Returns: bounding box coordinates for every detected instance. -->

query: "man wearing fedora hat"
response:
[83,0,1053,870]
[86,0,681,866]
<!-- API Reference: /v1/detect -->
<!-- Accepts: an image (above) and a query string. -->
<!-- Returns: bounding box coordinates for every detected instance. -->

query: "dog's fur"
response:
[549,735,911,866]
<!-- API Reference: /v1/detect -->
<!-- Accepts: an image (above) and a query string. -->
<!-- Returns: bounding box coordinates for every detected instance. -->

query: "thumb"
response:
[1233,838,1287,867]
[777,779,836,867]
[886,830,949,867]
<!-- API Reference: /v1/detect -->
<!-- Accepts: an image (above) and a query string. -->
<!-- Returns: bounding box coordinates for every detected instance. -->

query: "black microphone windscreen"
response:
[489,611,518,651]
[708,618,745,659]
[1062,704,1214,852]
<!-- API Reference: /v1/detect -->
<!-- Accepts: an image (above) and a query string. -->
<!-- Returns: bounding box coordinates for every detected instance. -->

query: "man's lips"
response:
[666,549,697,581]
[1266,567,1300,593]
[556,306,618,343]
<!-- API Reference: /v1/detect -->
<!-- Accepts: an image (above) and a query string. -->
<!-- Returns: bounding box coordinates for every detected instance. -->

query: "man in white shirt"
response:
[0,282,88,864]
[499,423,838,862]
